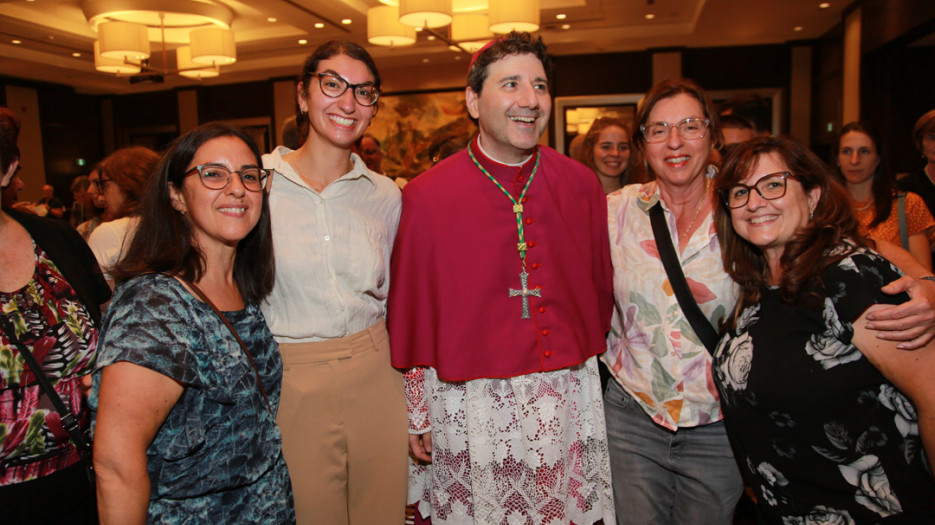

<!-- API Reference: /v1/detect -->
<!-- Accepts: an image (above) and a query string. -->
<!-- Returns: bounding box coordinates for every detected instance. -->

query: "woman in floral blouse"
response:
[713,136,935,523]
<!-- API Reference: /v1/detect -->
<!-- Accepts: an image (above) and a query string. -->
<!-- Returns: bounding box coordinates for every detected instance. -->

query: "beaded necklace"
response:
[467,142,541,319]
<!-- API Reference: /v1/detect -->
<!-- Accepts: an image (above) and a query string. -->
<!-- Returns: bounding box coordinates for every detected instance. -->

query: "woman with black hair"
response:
[91,122,293,524]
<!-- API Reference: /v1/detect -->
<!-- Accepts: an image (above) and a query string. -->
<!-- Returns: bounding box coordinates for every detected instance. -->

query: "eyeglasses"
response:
[93,177,112,194]
[184,164,270,192]
[641,118,710,143]
[720,171,798,209]
[311,72,380,107]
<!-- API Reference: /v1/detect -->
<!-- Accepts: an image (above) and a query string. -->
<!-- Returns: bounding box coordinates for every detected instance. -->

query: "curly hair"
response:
[113,122,275,304]
[466,32,551,96]
[714,136,867,327]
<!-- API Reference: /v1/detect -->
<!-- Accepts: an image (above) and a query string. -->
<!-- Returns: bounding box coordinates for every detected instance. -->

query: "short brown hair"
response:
[466,32,551,96]
[913,109,935,153]
[632,78,722,159]
[100,146,160,217]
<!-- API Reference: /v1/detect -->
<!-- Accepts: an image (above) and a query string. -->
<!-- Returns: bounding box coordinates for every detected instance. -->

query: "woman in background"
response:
[86,146,160,283]
[261,41,406,525]
[582,117,634,194]
[92,122,293,524]
[0,106,110,524]
[713,135,935,522]
[836,121,934,270]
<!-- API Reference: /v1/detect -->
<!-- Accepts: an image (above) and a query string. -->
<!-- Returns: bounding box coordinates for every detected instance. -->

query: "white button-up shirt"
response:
[261,146,401,342]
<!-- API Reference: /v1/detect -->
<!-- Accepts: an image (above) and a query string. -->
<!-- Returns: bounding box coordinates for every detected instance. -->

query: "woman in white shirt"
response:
[261,40,406,525]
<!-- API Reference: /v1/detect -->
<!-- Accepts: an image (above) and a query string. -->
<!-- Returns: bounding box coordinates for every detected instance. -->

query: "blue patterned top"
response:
[90,274,295,524]
[714,248,935,523]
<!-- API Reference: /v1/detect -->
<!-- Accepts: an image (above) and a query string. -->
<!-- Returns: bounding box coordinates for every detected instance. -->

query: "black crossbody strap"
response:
[0,317,92,456]
[182,279,272,414]
[649,202,720,352]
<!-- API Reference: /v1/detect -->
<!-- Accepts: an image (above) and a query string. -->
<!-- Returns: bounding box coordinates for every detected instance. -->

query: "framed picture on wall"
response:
[554,94,643,156]
[368,90,476,178]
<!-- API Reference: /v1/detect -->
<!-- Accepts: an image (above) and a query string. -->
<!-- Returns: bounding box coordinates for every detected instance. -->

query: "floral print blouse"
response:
[0,242,97,485]
[714,247,935,523]
[605,178,738,430]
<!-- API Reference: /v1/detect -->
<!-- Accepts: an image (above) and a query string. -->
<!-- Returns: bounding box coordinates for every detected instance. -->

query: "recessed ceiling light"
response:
[314,23,324,29]
[12,40,22,44]
[427,35,436,41]
[72,52,81,57]
[422,58,430,63]
[298,39,308,45]
[341,18,352,25]
[454,55,462,60]
[818,2,830,8]
[561,24,570,30]
[556,14,566,20]
[645,13,656,20]
[794,26,803,31]
[267,17,277,23]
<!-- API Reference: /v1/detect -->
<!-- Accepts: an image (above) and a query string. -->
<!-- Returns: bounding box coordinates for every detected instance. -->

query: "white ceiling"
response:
[0,0,850,95]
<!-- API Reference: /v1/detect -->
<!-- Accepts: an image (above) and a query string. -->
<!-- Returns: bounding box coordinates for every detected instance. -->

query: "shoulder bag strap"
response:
[182,279,272,414]
[649,202,720,352]
[0,316,92,458]
[897,192,909,250]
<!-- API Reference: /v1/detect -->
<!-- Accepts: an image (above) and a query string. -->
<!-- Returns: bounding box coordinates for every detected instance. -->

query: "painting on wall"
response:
[368,90,476,178]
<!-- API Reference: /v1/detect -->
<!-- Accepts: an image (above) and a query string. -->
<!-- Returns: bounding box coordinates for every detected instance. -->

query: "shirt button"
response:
[542,329,550,336]
[538,306,546,313]
[531,262,541,269]
[525,218,533,225]
[544,350,552,357]
[324,235,330,241]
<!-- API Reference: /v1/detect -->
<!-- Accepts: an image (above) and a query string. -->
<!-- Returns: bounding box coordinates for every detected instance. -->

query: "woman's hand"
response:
[94,362,183,525]
[866,276,935,349]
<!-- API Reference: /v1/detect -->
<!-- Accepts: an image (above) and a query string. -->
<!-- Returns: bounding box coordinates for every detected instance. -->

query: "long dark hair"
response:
[836,121,892,229]
[296,40,381,139]
[113,122,275,304]
[714,136,867,327]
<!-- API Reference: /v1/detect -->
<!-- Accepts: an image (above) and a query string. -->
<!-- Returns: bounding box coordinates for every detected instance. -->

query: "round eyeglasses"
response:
[311,72,380,107]
[184,164,270,192]
[641,118,710,144]
[720,171,798,209]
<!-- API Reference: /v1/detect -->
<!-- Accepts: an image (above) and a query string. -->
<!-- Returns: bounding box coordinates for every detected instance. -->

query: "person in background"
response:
[836,121,934,270]
[261,40,406,525]
[78,164,107,239]
[69,175,95,229]
[898,109,935,220]
[86,146,160,285]
[280,115,302,150]
[35,183,66,218]
[356,133,384,174]
[91,122,294,524]
[713,135,935,523]
[0,106,110,524]
[0,160,26,209]
[719,113,758,147]
[567,132,587,164]
[390,32,615,524]
[582,116,633,194]
[719,93,771,138]
[427,134,468,166]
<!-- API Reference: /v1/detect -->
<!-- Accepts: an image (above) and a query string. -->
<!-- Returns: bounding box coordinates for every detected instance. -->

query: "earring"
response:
[809,209,814,220]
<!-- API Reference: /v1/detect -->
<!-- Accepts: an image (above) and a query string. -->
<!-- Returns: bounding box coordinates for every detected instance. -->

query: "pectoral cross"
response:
[508,271,541,319]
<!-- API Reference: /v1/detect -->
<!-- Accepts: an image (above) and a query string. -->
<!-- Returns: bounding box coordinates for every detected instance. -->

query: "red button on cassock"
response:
[525,218,533,225]
[531,262,541,269]
[544,350,552,357]
[538,306,546,313]
[542,329,550,336]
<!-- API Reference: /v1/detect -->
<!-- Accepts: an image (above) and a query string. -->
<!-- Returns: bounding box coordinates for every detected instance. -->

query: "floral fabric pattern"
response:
[0,242,96,485]
[714,247,935,522]
[605,179,738,430]
[89,274,294,524]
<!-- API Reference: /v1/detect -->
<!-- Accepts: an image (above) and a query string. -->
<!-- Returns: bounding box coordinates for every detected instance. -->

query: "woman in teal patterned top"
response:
[90,123,294,524]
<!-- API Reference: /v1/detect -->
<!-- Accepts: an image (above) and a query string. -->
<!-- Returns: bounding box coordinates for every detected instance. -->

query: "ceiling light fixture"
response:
[556,14,566,20]
[818,2,830,8]
[83,0,237,80]
[645,13,656,20]
[367,5,417,46]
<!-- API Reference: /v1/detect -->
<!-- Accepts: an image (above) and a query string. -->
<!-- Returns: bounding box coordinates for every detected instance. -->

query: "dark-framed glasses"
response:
[93,177,112,194]
[641,118,710,143]
[311,72,380,107]
[721,171,798,209]
[185,164,270,192]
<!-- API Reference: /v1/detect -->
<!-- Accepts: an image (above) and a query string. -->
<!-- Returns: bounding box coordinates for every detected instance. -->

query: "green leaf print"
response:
[650,359,678,401]
[629,291,662,326]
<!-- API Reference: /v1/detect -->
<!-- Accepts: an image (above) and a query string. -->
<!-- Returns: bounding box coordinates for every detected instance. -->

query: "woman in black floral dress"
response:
[712,136,935,524]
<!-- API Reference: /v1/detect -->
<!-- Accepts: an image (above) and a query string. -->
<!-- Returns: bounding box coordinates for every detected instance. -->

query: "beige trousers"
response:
[277,321,408,525]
